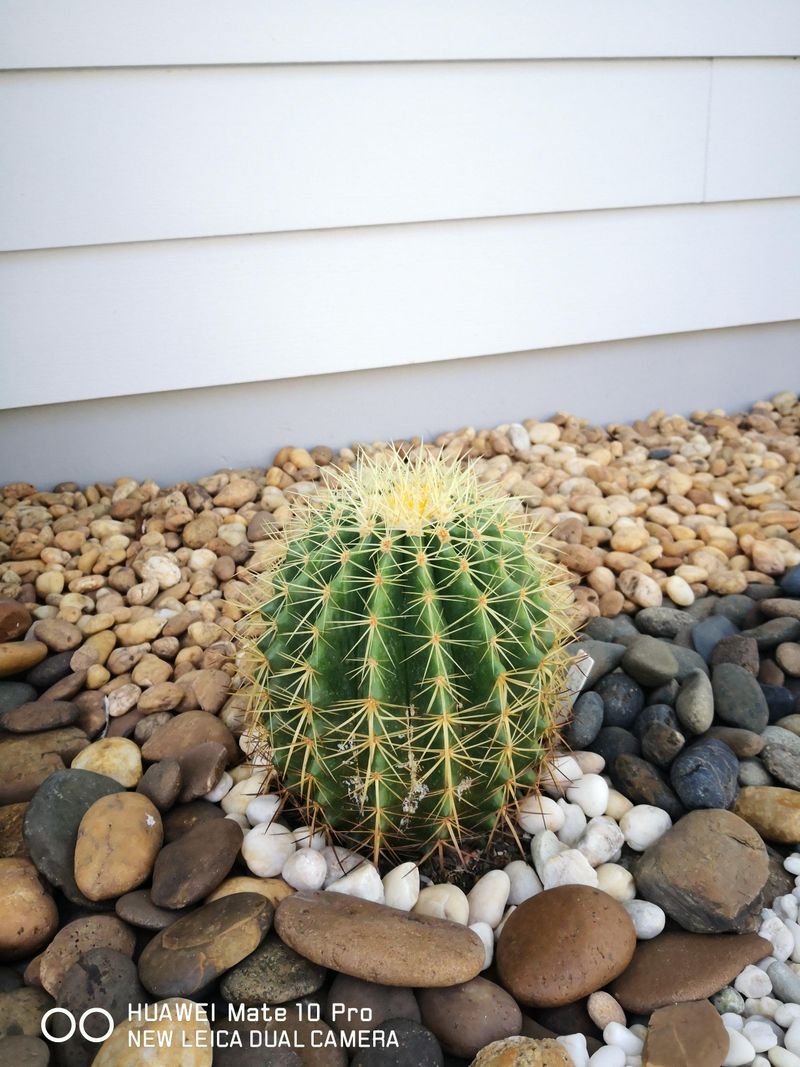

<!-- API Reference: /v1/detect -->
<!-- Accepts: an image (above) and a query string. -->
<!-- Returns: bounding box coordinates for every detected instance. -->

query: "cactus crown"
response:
[244,448,576,860]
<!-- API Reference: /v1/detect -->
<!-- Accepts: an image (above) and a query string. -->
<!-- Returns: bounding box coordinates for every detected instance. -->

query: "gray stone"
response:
[711,986,745,1015]
[564,691,604,749]
[743,618,800,651]
[670,738,739,810]
[738,759,774,787]
[648,679,680,707]
[351,1018,444,1067]
[768,960,800,1004]
[675,669,715,735]
[712,663,770,732]
[221,934,327,1006]
[0,682,37,715]
[671,645,711,682]
[594,672,644,729]
[641,722,685,767]
[635,608,692,639]
[621,637,679,687]
[692,616,738,662]
[761,744,800,789]
[572,641,625,688]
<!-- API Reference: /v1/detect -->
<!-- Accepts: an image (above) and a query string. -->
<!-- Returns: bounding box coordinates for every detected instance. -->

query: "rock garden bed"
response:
[1,390,799,1067]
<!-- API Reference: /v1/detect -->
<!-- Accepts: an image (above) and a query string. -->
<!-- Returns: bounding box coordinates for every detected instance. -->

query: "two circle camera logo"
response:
[41,1007,115,1043]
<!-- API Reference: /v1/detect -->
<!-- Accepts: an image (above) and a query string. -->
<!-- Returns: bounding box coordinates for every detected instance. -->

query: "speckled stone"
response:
[669,738,739,810]
[593,673,644,729]
[610,755,685,821]
[220,934,326,1005]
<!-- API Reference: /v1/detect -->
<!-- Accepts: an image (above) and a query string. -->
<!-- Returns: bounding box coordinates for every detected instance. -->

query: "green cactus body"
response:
[248,450,575,859]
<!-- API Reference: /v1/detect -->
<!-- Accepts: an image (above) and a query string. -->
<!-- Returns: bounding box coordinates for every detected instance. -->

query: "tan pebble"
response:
[131,653,172,688]
[106,682,142,717]
[71,738,143,786]
[0,640,48,678]
[665,575,694,606]
[138,681,184,713]
[116,617,166,646]
[71,629,116,670]
[80,611,115,635]
[35,619,83,652]
[35,571,64,597]
[706,569,748,595]
[616,570,662,608]
[127,578,159,606]
[587,990,626,1029]
[85,664,110,689]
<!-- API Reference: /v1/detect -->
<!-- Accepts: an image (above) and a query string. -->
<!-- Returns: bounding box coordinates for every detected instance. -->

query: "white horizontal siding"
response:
[705,60,800,202]
[2,199,798,410]
[2,0,799,67]
[0,60,713,251]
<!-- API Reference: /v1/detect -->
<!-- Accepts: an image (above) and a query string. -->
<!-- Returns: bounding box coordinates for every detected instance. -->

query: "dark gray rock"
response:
[634,704,680,741]
[621,636,679,688]
[589,726,641,766]
[743,618,800,651]
[635,607,693,639]
[692,616,738,662]
[23,768,124,906]
[762,683,795,723]
[712,663,769,732]
[352,1018,444,1067]
[611,754,685,821]
[670,645,711,682]
[780,564,800,597]
[571,640,625,688]
[714,595,761,628]
[0,682,37,715]
[641,722,686,767]
[221,935,327,1006]
[25,651,74,691]
[710,635,760,676]
[761,743,800,789]
[647,679,680,707]
[670,738,739,810]
[594,672,644,729]
[564,691,604,749]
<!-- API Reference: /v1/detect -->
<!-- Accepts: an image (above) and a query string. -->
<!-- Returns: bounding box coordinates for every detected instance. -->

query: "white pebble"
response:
[326,861,384,903]
[787,1018,800,1056]
[666,574,695,606]
[244,792,282,826]
[413,883,469,924]
[531,830,567,881]
[281,848,327,891]
[557,1033,589,1067]
[557,799,588,846]
[785,855,800,876]
[596,863,636,902]
[623,900,666,940]
[777,895,800,924]
[761,912,796,962]
[746,997,781,1020]
[588,1047,625,1067]
[518,793,566,834]
[577,817,625,867]
[541,755,584,796]
[202,771,232,803]
[241,821,296,877]
[722,1013,744,1031]
[724,1027,756,1067]
[469,921,494,970]
[776,1004,800,1028]
[567,774,609,818]
[542,849,599,890]
[494,905,516,940]
[619,805,673,852]
[220,770,272,815]
[224,812,249,830]
[505,860,542,905]
[571,751,606,775]
[603,1022,643,1055]
[382,862,420,911]
[743,1019,779,1053]
[736,965,773,999]
[467,870,510,929]
[321,845,363,887]
[604,789,634,822]
[770,1048,800,1067]
[292,825,326,850]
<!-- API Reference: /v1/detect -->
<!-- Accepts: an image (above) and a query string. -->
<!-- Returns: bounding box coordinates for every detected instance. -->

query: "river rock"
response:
[418,977,522,1059]
[136,758,182,811]
[669,737,739,809]
[573,641,625,687]
[735,785,800,843]
[220,933,326,1005]
[0,1035,50,1067]
[176,741,227,802]
[744,617,800,650]
[495,885,636,1007]
[141,709,237,763]
[206,876,294,906]
[0,699,78,733]
[0,859,58,961]
[23,768,124,905]
[324,973,420,1041]
[275,890,485,987]
[642,999,729,1067]
[0,680,37,715]
[0,986,54,1039]
[675,670,714,734]
[0,601,32,643]
[692,616,738,661]
[589,726,640,766]
[593,673,644,729]
[115,890,186,930]
[564,691,604,749]
[92,997,213,1067]
[471,1036,573,1066]
[162,799,225,842]
[610,930,770,1013]
[350,1018,443,1067]
[622,636,679,687]
[641,721,685,767]
[0,641,48,679]
[610,755,684,820]
[0,803,28,859]
[54,947,146,1061]
[712,663,770,732]
[27,650,74,691]
[74,792,163,901]
[39,915,136,997]
[711,634,760,675]
[635,809,768,933]
[137,893,272,997]
[71,737,142,787]
[150,816,243,908]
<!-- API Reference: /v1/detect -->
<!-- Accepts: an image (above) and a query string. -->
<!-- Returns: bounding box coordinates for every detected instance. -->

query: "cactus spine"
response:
[245,448,575,860]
